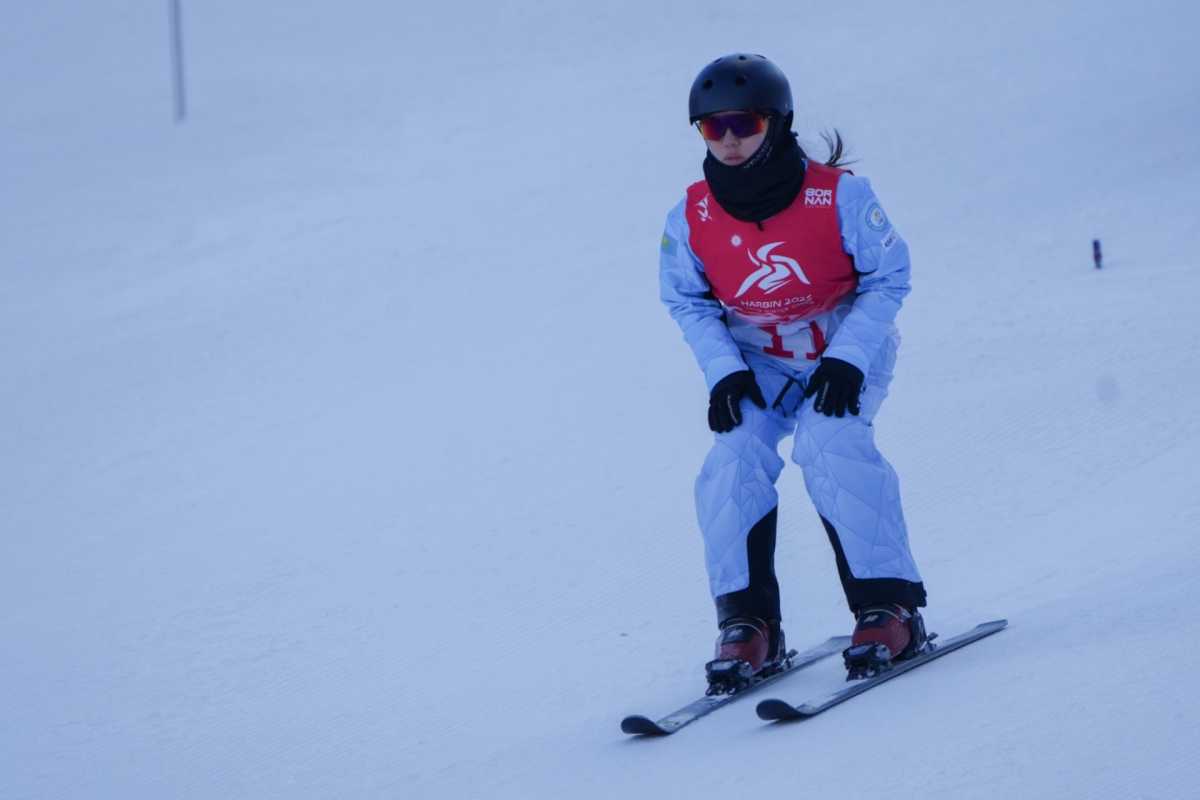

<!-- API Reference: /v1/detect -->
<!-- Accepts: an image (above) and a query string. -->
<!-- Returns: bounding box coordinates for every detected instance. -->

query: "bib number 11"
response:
[759,322,826,361]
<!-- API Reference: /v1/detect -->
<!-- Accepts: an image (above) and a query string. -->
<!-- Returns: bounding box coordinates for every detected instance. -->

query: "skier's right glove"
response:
[708,370,766,433]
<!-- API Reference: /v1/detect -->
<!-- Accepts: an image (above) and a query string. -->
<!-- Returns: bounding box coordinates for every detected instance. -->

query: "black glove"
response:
[804,357,864,417]
[708,370,766,433]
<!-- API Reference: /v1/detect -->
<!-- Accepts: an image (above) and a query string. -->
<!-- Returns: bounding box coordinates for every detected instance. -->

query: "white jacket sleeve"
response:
[659,199,748,391]
[822,174,912,379]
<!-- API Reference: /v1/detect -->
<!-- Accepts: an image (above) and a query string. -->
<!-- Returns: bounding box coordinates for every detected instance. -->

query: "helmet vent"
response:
[702,79,713,89]
[734,76,746,86]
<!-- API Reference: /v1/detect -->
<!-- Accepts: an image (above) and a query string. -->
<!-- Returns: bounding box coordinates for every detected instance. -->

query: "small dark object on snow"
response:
[1093,239,1103,269]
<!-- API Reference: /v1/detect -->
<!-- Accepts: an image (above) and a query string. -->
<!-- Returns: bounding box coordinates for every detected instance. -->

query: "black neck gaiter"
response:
[703,117,806,223]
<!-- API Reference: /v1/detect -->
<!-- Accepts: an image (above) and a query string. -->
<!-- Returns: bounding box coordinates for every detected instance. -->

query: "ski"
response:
[621,635,849,736]
[755,619,1008,722]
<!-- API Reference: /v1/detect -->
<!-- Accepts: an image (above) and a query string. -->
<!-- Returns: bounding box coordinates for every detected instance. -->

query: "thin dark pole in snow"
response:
[1093,239,1102,269]
[169,0,187,122]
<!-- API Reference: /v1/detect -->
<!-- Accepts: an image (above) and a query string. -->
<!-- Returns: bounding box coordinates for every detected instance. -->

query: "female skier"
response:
[659,54,928,690]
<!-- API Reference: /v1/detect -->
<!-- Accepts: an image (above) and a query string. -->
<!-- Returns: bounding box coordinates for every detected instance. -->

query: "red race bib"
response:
[685,162,857,325]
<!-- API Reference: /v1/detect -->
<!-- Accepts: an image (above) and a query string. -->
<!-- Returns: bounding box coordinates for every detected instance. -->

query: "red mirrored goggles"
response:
[695,112,768,141]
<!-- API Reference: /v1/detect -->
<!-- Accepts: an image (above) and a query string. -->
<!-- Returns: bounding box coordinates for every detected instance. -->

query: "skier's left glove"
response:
[804,357,864,417]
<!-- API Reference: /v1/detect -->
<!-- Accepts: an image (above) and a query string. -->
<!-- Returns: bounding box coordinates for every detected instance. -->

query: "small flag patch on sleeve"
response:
[661,233,678,255]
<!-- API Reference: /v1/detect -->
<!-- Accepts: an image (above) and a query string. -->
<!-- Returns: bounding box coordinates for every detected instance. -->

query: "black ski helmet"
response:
[688,53,793,123]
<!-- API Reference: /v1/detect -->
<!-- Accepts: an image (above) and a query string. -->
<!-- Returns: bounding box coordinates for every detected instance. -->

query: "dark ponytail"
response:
[794,127,856,170]
[796,128,854,169]
[819,129,855,168]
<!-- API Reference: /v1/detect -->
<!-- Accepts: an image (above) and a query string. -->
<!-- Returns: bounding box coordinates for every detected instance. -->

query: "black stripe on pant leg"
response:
[820,516,927,613]
[715,507,782,625]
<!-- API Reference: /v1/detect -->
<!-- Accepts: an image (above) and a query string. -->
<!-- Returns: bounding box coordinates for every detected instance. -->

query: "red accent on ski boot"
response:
[844,605,927,679]
[705,617,785,695]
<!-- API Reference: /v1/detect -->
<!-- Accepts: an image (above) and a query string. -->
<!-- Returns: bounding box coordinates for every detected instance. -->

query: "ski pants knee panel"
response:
[694,406,792,598]
[790,402,923,588]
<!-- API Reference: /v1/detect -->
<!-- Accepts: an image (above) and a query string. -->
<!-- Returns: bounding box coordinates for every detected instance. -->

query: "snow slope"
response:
[3,1,1199,797]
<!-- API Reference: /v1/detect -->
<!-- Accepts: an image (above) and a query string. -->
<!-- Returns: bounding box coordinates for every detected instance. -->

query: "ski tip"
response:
[975,619,1009,633]
[620,715,670,736]
[755,698,803,722]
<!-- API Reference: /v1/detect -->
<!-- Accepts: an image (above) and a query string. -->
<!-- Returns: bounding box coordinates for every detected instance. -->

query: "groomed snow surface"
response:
[3,2,1198,797]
